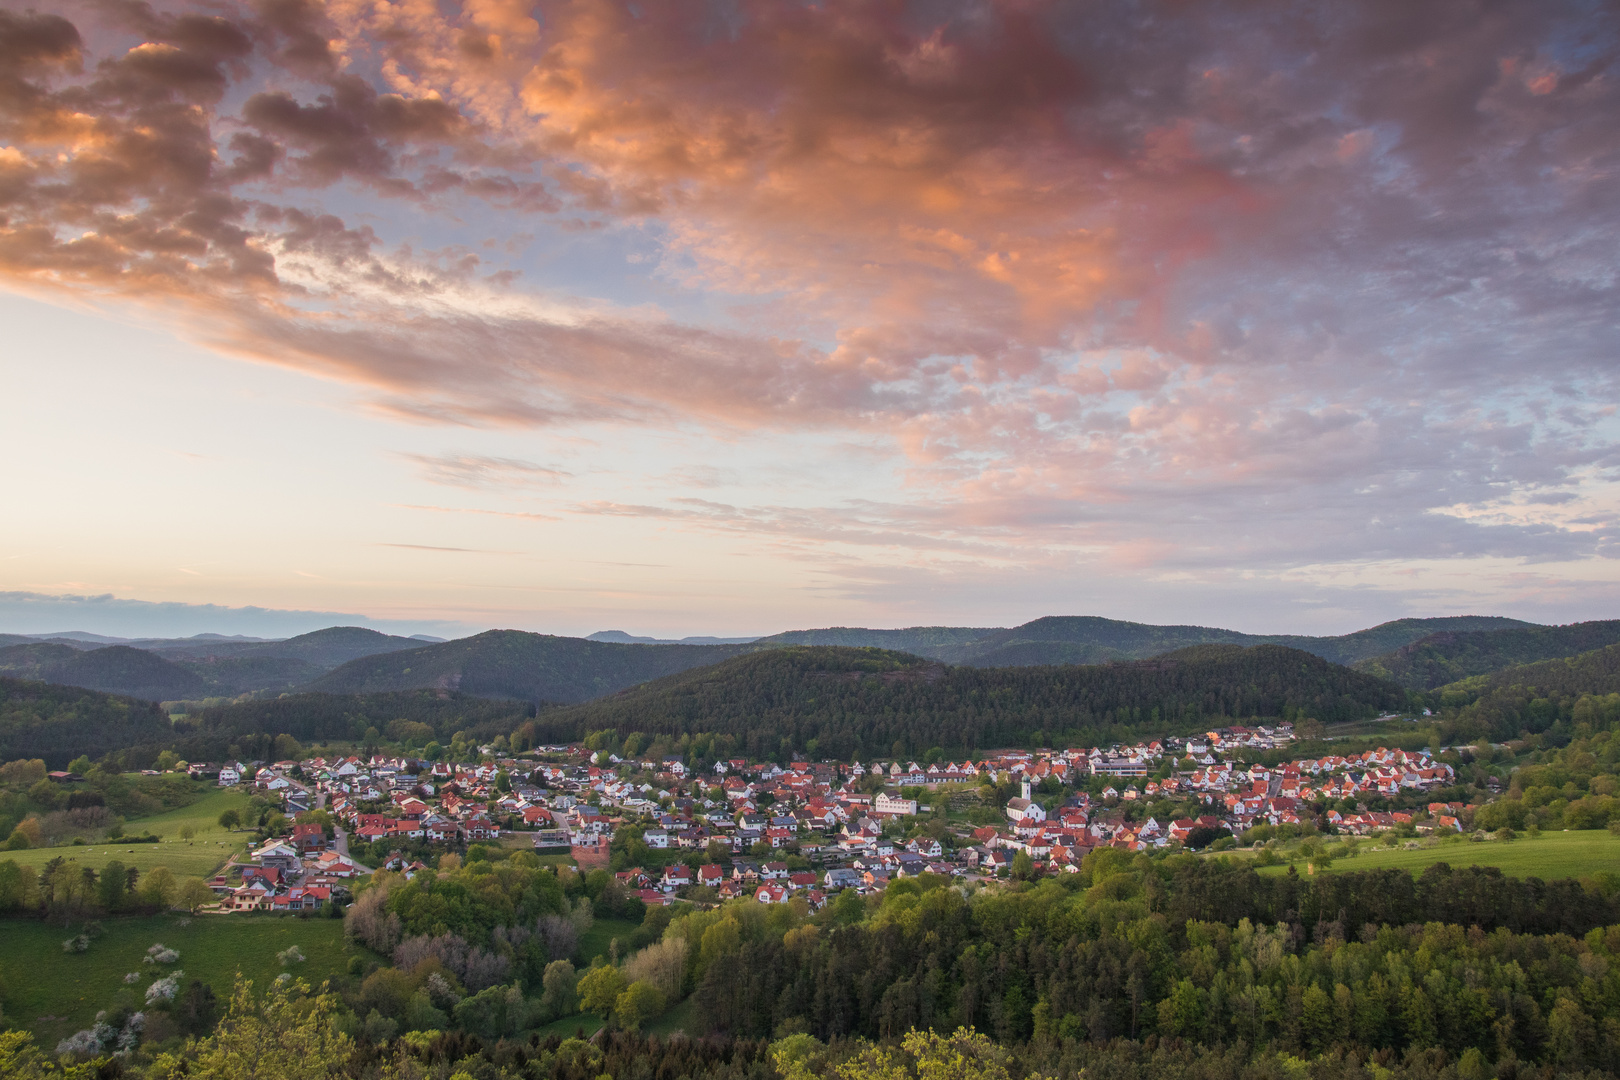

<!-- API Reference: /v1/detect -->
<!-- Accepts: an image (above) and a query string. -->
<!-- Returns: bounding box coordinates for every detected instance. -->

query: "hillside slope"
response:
[533,643,1409,757]
[1435,642,1620,741]
[306,629,753,703]
[1361,620,1620,689]
[0,677,175,766]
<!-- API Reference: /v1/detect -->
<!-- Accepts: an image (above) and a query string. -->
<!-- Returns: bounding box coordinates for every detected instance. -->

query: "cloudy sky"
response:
[0,0,1616,639]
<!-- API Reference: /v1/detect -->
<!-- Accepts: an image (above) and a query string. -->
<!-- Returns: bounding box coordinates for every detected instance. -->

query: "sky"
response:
[0,0,1617,641]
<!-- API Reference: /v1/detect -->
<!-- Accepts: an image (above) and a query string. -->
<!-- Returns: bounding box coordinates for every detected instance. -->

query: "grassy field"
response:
[0,913,364,1048]
[645,994,697,1036]
[578,917,638,964]
[1255,829,1620,879]
[533,1011,605,1039]
[1,788,257,879]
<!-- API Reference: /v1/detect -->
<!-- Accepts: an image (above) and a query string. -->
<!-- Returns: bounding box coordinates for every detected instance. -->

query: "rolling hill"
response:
[1359,619,1620,689]
[305,629,754,703]
[0,643,208,701]
[0,676,175,766]
[530,643,1411,757]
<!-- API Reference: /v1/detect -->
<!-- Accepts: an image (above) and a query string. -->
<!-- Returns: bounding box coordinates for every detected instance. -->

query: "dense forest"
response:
[160,692,535,765]
[0,677,174,766]
[534,645,1411,757]
[1363,621,1620,690]
[11,849,1619,1079]
[1430,644,1620,744]
[1472,719,1620,832]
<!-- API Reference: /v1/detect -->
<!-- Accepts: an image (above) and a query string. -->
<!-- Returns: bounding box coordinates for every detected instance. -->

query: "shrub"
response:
[144,943,180,964]
[146,972,185,1004]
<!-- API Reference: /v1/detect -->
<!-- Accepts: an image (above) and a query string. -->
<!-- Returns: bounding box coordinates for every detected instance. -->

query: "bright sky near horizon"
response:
[1,0,1617,640]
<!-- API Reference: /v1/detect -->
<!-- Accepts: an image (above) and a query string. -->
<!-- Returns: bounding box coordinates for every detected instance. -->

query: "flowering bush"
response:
[124,972,141,984]
[143,943,180,964]
[56,1027,106,1057]
[277,945,306,966]
[145,971,184,1004]
[62,934,90,953]
[56,1010,144,1057]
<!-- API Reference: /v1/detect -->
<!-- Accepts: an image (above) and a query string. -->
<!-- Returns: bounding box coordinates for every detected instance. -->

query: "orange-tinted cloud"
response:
[1,0,1617,577]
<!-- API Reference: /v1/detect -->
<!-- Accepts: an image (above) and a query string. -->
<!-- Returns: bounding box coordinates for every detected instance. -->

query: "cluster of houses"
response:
[191,723,1471,911]
[208,825,360,912]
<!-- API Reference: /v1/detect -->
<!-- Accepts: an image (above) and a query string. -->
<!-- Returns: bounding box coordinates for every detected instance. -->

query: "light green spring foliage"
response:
[774,1027,1018,1080]
[145,978,353,1080]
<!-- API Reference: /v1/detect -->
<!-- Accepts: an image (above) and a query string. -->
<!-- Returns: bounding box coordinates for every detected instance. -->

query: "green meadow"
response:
[577,916,639,963]
[3,786,257,879]
[0,913,362,1048]
[1255,828,1620,879]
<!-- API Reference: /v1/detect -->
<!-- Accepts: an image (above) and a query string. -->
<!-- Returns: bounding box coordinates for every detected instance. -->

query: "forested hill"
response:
[532,644,1409,758]
[226,625,424,667]
[0,643,206,702]
[0,677,174,766]
[1361,619,1620,689]
[926,614,1537,667]
[1435,642,1620,742]
[306,629,753,703]
[165,691,535,764]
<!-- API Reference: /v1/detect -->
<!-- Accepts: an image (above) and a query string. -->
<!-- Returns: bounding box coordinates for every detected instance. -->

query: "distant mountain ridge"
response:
[305,629,754,703]
[587,631,762,645]
[0,612,1566,706]
[758,615,1536,667]
[0,626,429,701]
[751,626,1001,654]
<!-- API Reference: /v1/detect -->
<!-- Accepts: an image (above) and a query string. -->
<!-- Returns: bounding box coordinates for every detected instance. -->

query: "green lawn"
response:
[126,786,259,841]
[1256,829,1620,879]
[1,788,256,879]
[645,994,697,1036]
[532,1011,605,1039]
[0,913,363,1048]
[577,917,639,964]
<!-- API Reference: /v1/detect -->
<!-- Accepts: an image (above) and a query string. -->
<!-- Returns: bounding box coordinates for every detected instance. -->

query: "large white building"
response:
[1005,797,1046,824]
[874,792,918,815]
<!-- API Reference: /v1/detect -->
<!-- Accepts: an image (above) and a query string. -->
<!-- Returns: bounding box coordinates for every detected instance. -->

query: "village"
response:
[198,720,1463,914]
